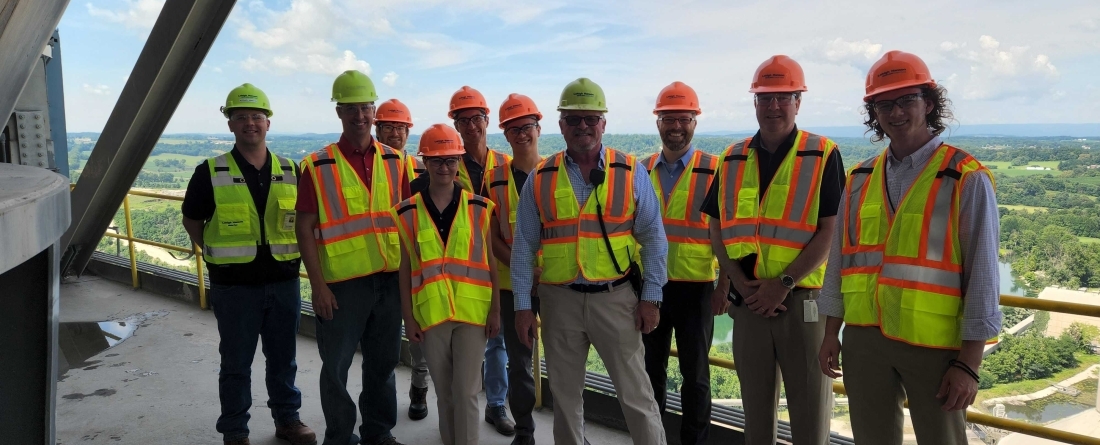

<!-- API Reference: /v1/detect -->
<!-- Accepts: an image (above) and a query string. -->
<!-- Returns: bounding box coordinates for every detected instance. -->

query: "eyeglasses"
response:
[425,157,460,168]
[505,123,539,137]
[378,123,408,134]
[871,93,924,114]
[657,117,695,126]
[454,115,487,127]
[231,113,268,122]
[339,103,376,114]
[561,115,603,127]
[755,93,797,107]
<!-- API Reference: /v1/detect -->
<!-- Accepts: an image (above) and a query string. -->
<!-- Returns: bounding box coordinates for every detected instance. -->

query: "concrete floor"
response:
[56,276,631,445]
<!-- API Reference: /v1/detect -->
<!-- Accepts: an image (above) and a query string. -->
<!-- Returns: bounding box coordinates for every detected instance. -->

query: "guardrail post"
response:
[195,245,207,309]
[122,195,138,289]
[534,319,542,408]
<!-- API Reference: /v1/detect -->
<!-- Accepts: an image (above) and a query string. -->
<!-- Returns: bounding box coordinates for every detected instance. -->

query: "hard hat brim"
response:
[418,148,466,157]
[748,86,809,94]
[652,106,701,115]
[863,80,937,102]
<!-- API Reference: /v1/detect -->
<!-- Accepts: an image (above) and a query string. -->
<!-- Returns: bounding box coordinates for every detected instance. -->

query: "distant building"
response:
[1025,166,1052,171]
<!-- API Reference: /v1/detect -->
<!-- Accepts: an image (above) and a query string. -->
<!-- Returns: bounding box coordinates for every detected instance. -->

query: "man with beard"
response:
[486,93,544,445]
[374,98,426,179]
[296,70,410,445]
[511,78,669,445]
[701,56,844,445]
[641,81,727,445]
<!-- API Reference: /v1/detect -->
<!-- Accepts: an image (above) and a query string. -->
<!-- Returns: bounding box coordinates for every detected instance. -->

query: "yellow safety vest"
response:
[404,153,425,178]
[841,143,995,349]
[392,190,495,331]
[301,140,405,283]
[203,152,300,264]
[458,149,511,194]
[644,150,719,282]
[717,130,836,288]
[532,148,637,284]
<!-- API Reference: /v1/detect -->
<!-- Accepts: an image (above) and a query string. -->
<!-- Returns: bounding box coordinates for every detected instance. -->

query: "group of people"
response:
[182,49,1001,445]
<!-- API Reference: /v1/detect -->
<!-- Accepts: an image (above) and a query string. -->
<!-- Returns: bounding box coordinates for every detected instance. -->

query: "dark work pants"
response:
[316,272,402,445]
[500,289,541,437]
[642,280,715,445]
[211,278,303,441]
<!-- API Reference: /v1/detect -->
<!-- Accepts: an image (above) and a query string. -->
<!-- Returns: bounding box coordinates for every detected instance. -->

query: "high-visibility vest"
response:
[301,140,405,283]
[458,149,511,194]
[532,148,637,284]
[391,190,495,331]
[203,152,300,264]
[841,143,995,349]
[717,130,836,288]
[644,150,719,282]
[486,162,546,291]
[404,153,425,178]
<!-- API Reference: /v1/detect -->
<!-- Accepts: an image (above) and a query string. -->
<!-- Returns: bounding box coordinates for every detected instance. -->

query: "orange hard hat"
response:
[375,99,414,127]
[653,81,701,115]
[498,93,543,129]
[417,123,465,157]
[749,55,808,93]
[448,86,489,118]
[864,50,936,102]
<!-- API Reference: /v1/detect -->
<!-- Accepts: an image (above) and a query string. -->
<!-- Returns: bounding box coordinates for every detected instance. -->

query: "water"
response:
[1002,399,1091,423]
[57,318,139,376]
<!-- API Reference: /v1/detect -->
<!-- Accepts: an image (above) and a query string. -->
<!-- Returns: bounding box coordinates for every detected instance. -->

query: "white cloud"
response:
[83,83,111,95]
[86,0,164,30]
[231,0,373,76]
[382,71,398,87]
[941,35,1060,101]
[802,37,883,67]
[240,56,266,72]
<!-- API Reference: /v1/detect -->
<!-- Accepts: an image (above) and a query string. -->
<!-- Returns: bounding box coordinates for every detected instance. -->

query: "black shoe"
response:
[377,437,404,445]
[408,385,429,420]
[511,435,535,445]
[348,434,359,445]
[484,404,516,436]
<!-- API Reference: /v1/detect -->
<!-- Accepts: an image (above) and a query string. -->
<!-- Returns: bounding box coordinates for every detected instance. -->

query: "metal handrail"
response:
[98,186,1100,444]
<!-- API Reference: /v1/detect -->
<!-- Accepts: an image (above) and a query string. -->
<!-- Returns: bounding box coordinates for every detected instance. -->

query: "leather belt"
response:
[567,275,631,294]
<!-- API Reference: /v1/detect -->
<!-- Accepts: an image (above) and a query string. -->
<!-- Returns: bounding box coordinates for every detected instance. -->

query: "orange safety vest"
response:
[458,149,511,195]
[841,143,996,349]
[644,150,719,282]
[301,140,405,283]
[717,130,836,287]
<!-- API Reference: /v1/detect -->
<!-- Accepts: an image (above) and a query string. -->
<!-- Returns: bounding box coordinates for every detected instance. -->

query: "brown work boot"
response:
[224,439,250,445]
[275,420,317,445]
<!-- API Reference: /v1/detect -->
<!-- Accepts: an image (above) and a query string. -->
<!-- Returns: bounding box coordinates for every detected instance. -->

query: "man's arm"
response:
[632,160,669,303]
[510,172,541,311]
[182,218,205,249]
[958,171,1003,343]
[180,161,213,250]
[490,213,512,265]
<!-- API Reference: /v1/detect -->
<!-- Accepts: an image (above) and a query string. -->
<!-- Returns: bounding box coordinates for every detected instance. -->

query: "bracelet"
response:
[948,359,980,383]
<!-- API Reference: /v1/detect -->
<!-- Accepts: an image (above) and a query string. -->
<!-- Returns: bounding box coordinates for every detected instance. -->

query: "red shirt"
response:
[296,135,412,213]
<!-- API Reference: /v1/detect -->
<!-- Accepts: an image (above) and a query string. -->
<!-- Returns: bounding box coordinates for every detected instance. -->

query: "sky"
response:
[58,0,1100,135]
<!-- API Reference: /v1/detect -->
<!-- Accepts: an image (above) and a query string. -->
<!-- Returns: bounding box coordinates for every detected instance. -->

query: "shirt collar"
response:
[888,134,942,168]
[336,134,376,156]
[655,145,694,168]
[564,144,607,169]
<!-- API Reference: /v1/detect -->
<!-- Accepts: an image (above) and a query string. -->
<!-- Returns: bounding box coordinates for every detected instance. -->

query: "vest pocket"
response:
[899,289,961,346]
[858,204,881,245]
[343,186,367,215]
[762,185,789,219]
[382,232,400,263]
[841,274,876,323]
[736,189,757,218]
[417,229,443,261]
[323,235,366,258]
[414,285,452,329]
[217,204,252,236]
[277,198,297,232]
[554,189,578,219]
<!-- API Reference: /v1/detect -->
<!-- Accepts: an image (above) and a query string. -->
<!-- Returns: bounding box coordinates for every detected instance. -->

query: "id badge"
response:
[804,299,819,323]
[282,211,297,231]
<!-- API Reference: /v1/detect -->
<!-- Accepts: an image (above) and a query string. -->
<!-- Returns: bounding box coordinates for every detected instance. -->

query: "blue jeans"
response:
[483,330,509,407]
[211,278,303,441]
[316,272,401,445]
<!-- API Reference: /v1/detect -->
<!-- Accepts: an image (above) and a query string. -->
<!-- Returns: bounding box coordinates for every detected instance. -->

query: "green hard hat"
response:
[221,83,273,118]
[557,77,608,112]
[331,70,378,103]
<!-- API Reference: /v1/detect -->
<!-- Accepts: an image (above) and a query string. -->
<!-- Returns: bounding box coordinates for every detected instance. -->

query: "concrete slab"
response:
[56,276,631,445]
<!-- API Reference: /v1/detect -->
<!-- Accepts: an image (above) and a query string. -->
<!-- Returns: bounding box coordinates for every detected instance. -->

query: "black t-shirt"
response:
[699,127,845,281]
[181,147,302,286]
[420,186,462,245]
[410,152,486,196]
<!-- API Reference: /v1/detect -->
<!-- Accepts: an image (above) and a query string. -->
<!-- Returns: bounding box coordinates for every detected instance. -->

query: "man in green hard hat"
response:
[182,84,316,445]
[511,78,670,444]
[296,70,410,445]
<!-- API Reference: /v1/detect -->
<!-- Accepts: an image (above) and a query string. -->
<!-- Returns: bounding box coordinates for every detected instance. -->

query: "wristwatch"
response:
[780,274,796,289]
[642,299,662,309]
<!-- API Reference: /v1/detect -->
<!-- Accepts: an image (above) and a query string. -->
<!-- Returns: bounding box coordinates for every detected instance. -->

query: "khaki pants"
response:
[539,284,667,445]
[420,321,488,445]
[730,289,833,445]
[843,326,967,445]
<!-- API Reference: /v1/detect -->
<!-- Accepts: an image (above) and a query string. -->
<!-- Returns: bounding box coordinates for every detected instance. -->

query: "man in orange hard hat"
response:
[701,55,845,445]
[817,50,1001,445]
[641,81,726,445]
[296,70,410,445]
[486,93,544,445]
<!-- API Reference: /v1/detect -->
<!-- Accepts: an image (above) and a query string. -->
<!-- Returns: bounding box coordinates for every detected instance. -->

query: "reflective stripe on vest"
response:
[840,144,996,349]
[487,163,520,290]
[203,152,300,264]
[458,149,511,195]
[644,150,719,282]
[303,140,404,283]
[532,148,637,284]
[391,190,495,331]
[717,131,835,287]
[404,153,426,178]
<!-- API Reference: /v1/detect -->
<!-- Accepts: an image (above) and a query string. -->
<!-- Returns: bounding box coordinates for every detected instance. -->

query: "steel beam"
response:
[61,0,237,274]
[0,0,70,124]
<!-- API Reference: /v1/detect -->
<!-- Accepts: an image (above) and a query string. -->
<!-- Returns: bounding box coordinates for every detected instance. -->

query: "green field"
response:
[986,160,1061,177]
[1079,237,1100,244]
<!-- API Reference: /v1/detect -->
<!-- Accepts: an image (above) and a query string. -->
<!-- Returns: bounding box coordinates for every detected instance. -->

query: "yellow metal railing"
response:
[99,187,1100,444]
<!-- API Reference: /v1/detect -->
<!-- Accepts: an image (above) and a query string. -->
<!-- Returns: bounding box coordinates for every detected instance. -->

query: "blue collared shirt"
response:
[653,146,695,202]
[510,145,669,310]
